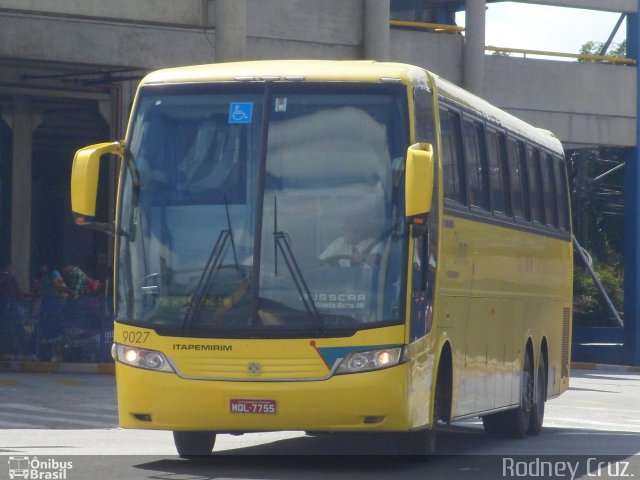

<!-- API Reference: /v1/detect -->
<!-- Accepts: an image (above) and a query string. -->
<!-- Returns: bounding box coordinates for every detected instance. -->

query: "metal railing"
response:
[486,46,636,65]
[389,20,636,66]
[0,296,113,363]
[390,19,464,34]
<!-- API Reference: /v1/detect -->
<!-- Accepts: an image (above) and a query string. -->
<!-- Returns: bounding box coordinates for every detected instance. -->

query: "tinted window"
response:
[507,138,528,220]
[553,158,570,230]
[414,88,435,143]
[463,118,490,211]
[440,108,466,204]
[526,145,544,224]
[540,152,558,227]
[486,128,510,215]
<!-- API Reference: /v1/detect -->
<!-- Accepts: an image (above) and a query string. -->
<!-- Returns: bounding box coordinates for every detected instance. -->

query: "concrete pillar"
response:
[463,0,485,95]
[215,0,246,63]
[363,0,390,61]
[9,96,34,290]
[623,4,640,366]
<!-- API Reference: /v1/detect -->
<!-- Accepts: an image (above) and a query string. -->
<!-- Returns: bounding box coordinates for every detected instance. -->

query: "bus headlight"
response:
[114,344,175,373]
[335,347,405,374]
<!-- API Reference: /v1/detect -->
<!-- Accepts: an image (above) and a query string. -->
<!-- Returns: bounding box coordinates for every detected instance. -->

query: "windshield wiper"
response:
[182,195,239,329]
[272,197,324,332]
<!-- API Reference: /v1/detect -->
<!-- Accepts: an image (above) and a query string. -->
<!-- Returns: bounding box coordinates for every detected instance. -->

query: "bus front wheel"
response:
[401,365,446,456]
[173,431,216,457]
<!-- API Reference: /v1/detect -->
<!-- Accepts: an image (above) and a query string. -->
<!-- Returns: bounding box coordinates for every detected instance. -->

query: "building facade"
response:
[1,2,638,368]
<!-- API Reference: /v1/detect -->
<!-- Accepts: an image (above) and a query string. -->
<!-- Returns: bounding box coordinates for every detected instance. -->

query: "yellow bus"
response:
[70,60,572,456]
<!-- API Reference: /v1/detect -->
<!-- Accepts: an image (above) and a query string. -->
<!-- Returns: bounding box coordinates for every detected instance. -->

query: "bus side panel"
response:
[437,213,572,418]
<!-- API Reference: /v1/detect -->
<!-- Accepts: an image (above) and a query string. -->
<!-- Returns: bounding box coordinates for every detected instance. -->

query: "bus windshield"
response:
[117,82,408,337]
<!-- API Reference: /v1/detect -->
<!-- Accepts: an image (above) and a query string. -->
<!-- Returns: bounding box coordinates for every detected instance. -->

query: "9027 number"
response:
[121,331,150,344]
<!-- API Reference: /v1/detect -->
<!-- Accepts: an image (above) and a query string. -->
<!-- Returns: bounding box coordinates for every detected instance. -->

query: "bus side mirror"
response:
[405,143,434,217]
[71,141,123,234]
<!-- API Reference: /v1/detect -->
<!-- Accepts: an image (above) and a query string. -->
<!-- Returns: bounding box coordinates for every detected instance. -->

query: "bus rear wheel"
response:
[173,431,216,457]
[528,354,547,435]
[504,351,534,438]
[481,411,508,436]
[482,352,534,438]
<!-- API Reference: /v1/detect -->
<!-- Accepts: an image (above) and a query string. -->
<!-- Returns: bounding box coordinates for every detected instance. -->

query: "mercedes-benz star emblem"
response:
[248,362,262,375]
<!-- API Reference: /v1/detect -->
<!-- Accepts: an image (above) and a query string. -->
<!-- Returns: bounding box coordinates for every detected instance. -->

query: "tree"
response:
[579,40,627,60]
[568,147,625,326]
[570,40,628,326]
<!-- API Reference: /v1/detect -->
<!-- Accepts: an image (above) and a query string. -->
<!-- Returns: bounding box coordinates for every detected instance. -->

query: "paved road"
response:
[0,368,639,479]
[0,372,117,429]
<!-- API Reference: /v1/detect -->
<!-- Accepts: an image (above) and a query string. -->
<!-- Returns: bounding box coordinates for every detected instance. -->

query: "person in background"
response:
[36,262,69,301]
[0,259,27,302]
[61,262,90,300]
[34,262,68,361]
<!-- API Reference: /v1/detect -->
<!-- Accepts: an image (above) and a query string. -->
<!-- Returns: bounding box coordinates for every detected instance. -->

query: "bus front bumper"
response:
[116,362,411,432]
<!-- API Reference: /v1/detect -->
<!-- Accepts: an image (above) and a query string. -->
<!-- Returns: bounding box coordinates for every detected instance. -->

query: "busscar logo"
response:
[8,456,73,480]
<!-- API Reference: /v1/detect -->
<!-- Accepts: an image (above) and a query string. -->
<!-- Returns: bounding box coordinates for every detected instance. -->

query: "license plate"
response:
[230,399,277,414]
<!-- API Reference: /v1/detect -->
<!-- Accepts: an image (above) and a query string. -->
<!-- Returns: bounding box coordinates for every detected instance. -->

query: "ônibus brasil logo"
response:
[8,456,73,480]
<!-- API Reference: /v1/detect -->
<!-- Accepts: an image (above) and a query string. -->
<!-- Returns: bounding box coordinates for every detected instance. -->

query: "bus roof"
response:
[141,60,429,86]
[432,74,564,153]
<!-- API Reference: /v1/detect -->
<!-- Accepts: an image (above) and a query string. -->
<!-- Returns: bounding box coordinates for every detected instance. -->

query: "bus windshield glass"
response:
[117,82,408,337]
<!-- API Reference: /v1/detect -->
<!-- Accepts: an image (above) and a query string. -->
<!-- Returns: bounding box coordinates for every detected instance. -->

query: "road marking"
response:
[0,411,115,428]
[2,403,116,418]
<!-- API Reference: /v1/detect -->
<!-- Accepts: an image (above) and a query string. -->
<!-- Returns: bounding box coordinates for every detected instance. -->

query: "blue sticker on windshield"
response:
[228,102,253,124]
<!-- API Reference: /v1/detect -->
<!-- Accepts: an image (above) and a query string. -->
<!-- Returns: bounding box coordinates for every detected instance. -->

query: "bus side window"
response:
[486,128,510,216]
[526,145,545,225]
[540,152,558,228]
[414,87,435,144]
[440,108,466,205]
[507,137,529,221]
[554,157,570,231]
[463,118,490,211]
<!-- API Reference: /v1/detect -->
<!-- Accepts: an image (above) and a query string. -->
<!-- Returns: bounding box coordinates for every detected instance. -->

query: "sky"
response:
[455,2,627,56]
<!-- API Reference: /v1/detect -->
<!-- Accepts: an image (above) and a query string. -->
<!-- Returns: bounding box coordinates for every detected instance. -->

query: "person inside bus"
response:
[318,217,383,268]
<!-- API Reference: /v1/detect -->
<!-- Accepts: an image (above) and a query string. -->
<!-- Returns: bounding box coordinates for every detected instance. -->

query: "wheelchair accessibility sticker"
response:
[228,102,253,124]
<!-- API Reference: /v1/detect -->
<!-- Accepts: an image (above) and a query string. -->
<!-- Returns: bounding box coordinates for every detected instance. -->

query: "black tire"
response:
[482,411,508,436]
[503,351,534,438]
[401,425,437,456]
[528,353,547,435]
[173,431,216,457]
[482,352,535,438]
[401,363,447,456]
